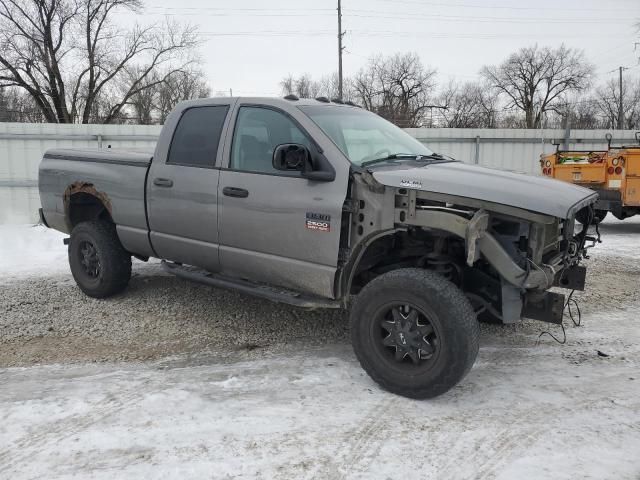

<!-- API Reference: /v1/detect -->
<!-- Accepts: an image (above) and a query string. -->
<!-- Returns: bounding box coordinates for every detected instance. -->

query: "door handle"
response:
[153,178,174,188]
[223,186,249,198]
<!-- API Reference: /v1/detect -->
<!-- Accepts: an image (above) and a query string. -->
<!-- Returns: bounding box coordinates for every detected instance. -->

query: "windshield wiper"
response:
[360,153,447,168]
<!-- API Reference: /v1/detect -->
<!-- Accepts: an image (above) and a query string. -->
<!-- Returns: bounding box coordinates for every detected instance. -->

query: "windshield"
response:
[299,105,433,166]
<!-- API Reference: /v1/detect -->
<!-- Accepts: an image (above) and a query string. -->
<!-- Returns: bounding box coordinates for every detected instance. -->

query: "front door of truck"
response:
[217,103,349,298]
[147,101,234,272]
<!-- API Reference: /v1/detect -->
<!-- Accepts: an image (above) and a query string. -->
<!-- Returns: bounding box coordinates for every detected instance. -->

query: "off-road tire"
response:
[68,220,132,298]
[576,208,607,225]
[350,268,479,399]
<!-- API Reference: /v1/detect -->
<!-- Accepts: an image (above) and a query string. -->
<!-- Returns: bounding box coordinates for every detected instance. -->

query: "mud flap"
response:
[522,291,565,324]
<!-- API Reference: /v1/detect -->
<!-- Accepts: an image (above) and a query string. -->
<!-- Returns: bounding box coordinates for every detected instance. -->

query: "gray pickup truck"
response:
[39,96,598,398]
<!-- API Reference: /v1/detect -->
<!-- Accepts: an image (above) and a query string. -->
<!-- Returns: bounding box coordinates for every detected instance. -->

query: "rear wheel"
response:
[350,268,479,399]
[68,221,132,298]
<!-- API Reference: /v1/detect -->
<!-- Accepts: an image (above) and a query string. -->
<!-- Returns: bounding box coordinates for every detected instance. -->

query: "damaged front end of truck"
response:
[340,166,599,325]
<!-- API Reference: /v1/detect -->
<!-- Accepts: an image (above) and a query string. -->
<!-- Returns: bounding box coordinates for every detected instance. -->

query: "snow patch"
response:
[0,224,68,279]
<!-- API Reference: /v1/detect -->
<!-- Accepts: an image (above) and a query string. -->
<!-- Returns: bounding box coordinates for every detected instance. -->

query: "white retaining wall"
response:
[1,122,638,224]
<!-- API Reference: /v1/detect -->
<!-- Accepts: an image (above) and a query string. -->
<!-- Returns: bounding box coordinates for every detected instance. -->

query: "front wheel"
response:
[68,221,132,298]
[350,268,479,399]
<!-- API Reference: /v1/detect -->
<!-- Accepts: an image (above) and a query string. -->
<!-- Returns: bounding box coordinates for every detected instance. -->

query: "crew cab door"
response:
[217,102,350,298]
[147,100,234,271]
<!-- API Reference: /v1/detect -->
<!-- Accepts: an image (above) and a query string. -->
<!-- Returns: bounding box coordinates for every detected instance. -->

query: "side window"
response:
[167,106,229,168]
[230,107,312,174]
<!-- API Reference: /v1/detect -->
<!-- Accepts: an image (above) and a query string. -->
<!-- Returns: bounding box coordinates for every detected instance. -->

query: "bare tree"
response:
[594,76,640,129]
[295,74,321,99]
[280,75,295,97]
[551,96,602,129]
[353,53,437,127]
[317,72,354,101]
[0,0,199,123]
[0,86,46,122]
[280,73,320,98]
[438,80,498,128]
[127,68,209,124]
[481,44,593,128]
[128,71,159,124]
[280,72,354,101]
[156,68,210,123]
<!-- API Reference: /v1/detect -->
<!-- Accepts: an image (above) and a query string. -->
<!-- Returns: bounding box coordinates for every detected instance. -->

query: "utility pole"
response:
[618,66,625,130]
[337,0,344,99]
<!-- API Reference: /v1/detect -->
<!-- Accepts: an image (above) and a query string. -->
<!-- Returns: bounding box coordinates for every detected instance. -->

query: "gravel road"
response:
[1,220,639,367]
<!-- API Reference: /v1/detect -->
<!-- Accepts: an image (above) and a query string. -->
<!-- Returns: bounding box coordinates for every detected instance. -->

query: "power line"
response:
[144,7,334,12]
[368,0,638,13]
[343,10,631,24]
[137,12,335,18]
[176,30,630,40]
[347,31,631,39]
[136,7,633,24]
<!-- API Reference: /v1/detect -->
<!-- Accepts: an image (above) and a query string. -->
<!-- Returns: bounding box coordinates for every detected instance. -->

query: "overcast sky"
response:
[129,0,640,96]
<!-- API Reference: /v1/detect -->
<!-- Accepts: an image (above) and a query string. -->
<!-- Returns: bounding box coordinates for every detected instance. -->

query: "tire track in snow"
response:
[331,398,395,479]
[0,376,153,474]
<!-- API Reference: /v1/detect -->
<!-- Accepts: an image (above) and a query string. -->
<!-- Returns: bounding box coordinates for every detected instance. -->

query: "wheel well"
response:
[346,229,466,295]
[67,192,113,228]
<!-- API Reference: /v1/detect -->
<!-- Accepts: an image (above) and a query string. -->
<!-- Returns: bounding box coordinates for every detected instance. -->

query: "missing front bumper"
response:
[553,265,586,291]
[522,291,565,325]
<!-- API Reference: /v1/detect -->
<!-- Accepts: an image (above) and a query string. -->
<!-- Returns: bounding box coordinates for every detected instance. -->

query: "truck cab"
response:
[144,97,349,298]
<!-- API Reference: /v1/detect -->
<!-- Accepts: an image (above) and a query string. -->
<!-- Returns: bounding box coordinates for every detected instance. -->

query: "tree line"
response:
[1,0,638,129]
[282,46,640,130]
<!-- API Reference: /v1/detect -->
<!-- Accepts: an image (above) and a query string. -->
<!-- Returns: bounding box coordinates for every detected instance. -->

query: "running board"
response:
[161,261,342,309]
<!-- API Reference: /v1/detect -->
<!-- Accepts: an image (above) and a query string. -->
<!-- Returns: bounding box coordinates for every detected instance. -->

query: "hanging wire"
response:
[536,206,594,345]
[536,289,582,345]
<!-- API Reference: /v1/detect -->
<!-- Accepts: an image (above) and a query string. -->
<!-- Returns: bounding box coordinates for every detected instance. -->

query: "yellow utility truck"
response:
[540,133,640,224]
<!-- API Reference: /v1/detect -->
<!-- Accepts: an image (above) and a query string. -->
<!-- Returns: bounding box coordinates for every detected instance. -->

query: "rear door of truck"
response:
[146,99,236,271]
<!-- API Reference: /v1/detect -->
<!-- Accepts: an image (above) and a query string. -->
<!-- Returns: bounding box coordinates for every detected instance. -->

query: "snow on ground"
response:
[0,224,68,278]
[593,215,640,260]
[1,335,639,480]
[1,218,639,479]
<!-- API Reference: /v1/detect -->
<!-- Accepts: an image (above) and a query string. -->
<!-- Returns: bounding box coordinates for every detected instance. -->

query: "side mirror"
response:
[272,143,335,182]
[272,143,310,172]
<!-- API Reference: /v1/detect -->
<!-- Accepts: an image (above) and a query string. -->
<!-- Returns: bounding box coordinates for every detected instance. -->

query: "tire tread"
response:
[68,220,131,298]
[350,268,479,399]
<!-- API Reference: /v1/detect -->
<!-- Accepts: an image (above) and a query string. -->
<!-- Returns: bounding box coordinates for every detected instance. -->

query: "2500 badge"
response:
[306,212,331,232]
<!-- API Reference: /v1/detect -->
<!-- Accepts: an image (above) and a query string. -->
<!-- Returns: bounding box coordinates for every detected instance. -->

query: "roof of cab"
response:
[174,96,363,114]
[189,96,360,107]
[247,96,359,107]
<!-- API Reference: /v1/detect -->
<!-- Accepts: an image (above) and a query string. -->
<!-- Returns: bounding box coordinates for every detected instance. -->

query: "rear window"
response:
[167,106,229,168]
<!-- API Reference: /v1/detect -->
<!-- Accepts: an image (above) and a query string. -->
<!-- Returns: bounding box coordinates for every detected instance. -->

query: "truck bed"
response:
[39,148,154,257]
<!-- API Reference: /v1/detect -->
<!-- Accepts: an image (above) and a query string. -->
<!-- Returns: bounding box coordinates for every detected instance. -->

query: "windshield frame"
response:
[298,105,434,167]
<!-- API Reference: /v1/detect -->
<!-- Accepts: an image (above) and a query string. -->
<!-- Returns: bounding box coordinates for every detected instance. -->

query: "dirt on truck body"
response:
[39,96,599,399]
